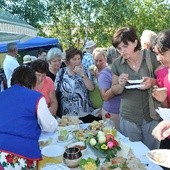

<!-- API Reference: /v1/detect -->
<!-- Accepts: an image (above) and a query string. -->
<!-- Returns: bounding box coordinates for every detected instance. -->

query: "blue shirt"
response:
[82,52,94,69]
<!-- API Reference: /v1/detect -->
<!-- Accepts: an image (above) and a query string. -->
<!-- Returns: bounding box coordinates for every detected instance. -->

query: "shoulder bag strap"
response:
[57,68,65,91]
[145,50,154,77]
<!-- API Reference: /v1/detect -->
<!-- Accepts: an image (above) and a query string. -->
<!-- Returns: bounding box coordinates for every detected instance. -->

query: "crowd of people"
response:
[0,27,170,169]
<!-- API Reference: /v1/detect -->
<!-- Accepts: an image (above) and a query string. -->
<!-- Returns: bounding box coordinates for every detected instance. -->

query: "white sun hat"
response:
[23,55,32,64]
[23,55,37,64]
[84,40,96,49]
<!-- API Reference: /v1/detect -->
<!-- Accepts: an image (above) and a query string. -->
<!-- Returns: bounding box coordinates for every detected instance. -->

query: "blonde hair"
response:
[92,47,107,59]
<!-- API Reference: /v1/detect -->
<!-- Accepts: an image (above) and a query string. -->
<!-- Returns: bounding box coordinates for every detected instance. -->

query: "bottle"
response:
[102,113,116,136]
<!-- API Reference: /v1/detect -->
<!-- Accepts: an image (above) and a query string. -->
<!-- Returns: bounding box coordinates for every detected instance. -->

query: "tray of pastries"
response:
[58,115,81,132]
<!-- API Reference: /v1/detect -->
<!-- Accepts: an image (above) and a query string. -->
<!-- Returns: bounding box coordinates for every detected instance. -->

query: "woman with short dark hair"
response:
[111,27,160,150]
[0,66,58,169]
[31,59,58,116]
[55,47,101,123]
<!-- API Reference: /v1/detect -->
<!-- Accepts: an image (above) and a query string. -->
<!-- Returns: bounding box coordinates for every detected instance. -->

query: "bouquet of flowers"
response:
[86,131,121,161]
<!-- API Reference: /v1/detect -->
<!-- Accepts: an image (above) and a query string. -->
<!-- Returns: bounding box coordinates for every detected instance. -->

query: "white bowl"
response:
[41,145,65,157]
[66,141,87,155]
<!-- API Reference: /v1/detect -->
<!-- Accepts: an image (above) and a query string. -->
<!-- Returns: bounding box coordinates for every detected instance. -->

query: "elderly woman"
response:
[55,47,101,123]
[0,66,58,170]
[31,59,58,116]
[93,48,121,130]
[46,47,65,82]
[111,27,160,150]
[140,29,157,51]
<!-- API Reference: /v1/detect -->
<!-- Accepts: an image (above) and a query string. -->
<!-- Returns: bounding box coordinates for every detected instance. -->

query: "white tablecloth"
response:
[117,132,163,170]
[39,130,163,170]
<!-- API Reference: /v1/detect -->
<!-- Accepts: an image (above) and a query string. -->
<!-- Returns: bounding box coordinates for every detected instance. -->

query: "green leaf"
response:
[79,158,87,166]
[79,157,99,168]
[2,162,7,166]
[87,157,96,163]
[109,164,119,169]
[95,158,100,166]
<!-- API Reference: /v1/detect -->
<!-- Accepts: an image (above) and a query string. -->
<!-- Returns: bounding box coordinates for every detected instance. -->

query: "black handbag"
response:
[56,68,65,118]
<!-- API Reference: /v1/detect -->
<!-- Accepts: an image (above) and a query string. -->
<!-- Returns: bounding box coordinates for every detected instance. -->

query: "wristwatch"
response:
[81,74,85,78]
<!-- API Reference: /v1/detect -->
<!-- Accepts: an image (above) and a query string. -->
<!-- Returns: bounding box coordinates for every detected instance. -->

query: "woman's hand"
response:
[49,90,58,116]
[73,65,94,91]
[73,65,84,76]
[139,77,156,90]
[152,87,168,103]
[111,73,127,95]
[118,73,128,87]
[152,120,170,141]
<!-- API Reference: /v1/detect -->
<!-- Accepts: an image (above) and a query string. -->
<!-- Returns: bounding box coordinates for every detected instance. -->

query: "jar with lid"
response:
[102,113,116,136]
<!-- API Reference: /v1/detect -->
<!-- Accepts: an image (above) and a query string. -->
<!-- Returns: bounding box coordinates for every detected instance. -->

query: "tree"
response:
[1,0,170,49]
[0,0,48,31]
[127,0,170,35]
[47,0,135,49]
[47,0,104,49]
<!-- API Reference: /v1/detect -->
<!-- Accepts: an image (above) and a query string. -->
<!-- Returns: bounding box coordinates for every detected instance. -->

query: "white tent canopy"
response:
[0,9,38,43]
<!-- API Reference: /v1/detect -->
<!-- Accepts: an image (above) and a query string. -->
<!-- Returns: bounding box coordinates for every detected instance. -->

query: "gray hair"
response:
[106,47,118,64]
[140,30,157,49]
[7,42,17,52]
[46,47,62,62]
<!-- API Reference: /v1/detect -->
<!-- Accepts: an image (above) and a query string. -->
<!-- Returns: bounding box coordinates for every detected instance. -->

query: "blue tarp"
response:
[0,36,59,53]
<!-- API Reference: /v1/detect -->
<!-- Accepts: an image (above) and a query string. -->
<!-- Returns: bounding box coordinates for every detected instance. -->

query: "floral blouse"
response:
[55,67,94,117]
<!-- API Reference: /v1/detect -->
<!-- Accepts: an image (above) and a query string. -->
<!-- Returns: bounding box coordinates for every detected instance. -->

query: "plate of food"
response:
[58,116,81,132]
[147,149,170,168]
[72,129,97,141]
[101,155,146,170]
[57,130,73,143]
[39,138,53,148]
[127,78,144,84]
[88,120,104,131]
[66,141,87,155]
[125,84,145,89]
[39,132,56,148]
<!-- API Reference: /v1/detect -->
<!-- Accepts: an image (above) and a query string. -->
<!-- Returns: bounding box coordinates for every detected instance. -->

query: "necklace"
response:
[127,59,138,68]
[127,52,142,69]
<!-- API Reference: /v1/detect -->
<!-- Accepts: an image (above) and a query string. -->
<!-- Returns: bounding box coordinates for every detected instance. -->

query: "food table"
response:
[38,124,163,170]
